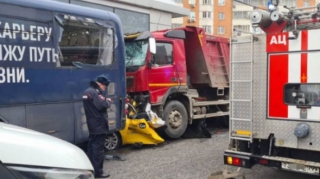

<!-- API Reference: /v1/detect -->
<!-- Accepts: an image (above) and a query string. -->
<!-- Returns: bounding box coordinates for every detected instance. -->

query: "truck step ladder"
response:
[229,35,254,142]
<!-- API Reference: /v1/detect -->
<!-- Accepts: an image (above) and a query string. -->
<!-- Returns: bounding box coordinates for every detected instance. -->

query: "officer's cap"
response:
[95,75,110,86]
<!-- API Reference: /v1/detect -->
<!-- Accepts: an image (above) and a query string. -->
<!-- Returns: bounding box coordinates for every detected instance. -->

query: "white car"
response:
[0,122,94,179]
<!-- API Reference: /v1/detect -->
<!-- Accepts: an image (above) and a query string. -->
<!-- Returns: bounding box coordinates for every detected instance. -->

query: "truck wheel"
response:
[104,132,121,151]
[163,100,188,139]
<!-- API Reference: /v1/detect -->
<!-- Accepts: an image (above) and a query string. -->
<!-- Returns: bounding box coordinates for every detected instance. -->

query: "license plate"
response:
[281,162,320,174]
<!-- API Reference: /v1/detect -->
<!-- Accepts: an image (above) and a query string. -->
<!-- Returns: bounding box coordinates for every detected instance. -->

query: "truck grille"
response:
[126,76,134,88]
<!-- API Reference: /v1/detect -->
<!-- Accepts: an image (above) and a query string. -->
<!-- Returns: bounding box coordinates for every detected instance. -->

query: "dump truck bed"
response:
[183,26,230,88]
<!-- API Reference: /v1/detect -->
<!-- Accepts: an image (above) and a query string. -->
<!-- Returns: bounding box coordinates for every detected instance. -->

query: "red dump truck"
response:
[124,26,230,139]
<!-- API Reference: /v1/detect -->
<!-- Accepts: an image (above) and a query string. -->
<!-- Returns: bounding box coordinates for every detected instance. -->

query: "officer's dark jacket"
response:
[83,81,111,134]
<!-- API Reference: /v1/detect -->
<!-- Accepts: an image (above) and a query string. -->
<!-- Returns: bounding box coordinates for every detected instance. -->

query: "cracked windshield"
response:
[125,40,148,67]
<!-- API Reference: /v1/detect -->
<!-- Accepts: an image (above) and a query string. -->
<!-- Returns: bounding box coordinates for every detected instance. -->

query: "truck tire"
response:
[163,100,188,139]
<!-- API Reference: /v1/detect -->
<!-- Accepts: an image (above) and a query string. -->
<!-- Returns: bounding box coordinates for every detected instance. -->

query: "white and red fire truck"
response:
[224,1,320,176]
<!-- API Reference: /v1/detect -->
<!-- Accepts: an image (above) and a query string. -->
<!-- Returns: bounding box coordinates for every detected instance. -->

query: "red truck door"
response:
[148,41,178,104]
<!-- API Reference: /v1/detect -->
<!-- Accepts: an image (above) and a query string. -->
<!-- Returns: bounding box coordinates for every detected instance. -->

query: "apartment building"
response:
[172,0,317,38]
[171,0,240,38]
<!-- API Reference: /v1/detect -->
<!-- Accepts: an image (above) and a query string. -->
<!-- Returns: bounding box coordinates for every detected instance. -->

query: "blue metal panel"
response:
[26,103,75,142]
[0,16,54,69]
[73,101,89,144]
[0,68,121,103]
[0,106,26,126]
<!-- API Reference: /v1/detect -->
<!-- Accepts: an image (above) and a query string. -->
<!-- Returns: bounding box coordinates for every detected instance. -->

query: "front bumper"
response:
[224,150,320,176]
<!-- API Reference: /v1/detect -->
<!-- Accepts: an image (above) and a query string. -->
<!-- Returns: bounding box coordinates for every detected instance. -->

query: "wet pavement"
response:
[101,122,320,179]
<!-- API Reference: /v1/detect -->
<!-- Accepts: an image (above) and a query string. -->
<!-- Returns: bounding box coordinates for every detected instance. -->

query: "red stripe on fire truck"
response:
[268,30,310,119]
[269,53,289,118]
[300,30,308,84]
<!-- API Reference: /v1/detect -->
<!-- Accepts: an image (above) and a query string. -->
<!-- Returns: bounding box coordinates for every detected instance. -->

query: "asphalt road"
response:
[103,128,320,179]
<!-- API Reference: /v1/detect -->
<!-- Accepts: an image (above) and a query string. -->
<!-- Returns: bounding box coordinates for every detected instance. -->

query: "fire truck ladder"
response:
[229,35,254,142]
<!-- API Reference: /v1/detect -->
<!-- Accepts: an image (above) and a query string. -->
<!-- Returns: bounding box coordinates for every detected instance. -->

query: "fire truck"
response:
[124,26,230,139]
[224,1,320,176]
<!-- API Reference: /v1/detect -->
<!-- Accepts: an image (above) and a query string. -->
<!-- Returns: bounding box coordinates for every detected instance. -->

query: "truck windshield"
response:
[125,40,148,67]
[284,84,320,106]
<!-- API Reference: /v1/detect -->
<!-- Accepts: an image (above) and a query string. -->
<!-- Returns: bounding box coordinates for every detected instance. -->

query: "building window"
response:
[202,25,212,34]
[250,0,268,6]
[202,11,212,18]
[172,23,183,28]
[281,0,295,7]
[189,12,196,19]
[174,0,183,3]
[114,8,150,35]
[242,0,295,6]
[189,0,196,5]
[233,11,250,19]
[241,0,252,4]
[304,1,310,7]
[203,0,212,5]
[218,0,225,6]
[218,26,225,34]
[234,25,250,32]
[218,12,225,20]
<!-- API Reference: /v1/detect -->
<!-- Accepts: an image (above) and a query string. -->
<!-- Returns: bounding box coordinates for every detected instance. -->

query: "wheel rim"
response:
[105,133,118,150]
[168,110,183,129]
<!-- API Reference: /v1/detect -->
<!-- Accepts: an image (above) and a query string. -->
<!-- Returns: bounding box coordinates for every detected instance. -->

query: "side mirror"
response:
[149,37,156,54]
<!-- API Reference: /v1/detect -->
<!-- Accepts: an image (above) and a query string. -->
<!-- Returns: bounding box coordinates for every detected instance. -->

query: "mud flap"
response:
[182,119,212,138]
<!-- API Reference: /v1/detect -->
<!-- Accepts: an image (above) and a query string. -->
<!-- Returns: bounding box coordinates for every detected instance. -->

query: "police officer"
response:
[83,75,112,178]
